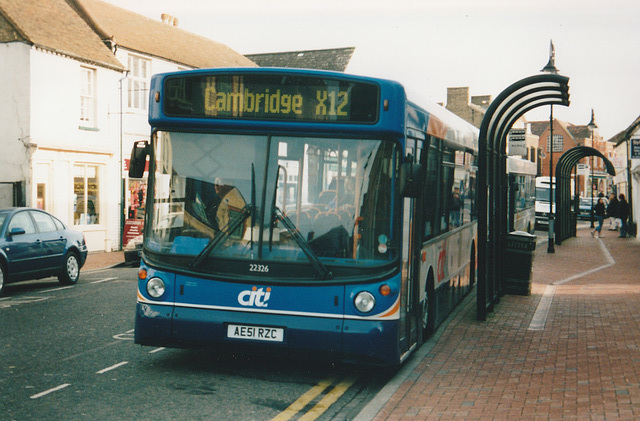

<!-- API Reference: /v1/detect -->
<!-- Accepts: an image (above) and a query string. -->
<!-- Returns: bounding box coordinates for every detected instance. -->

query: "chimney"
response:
[160,13,179,27]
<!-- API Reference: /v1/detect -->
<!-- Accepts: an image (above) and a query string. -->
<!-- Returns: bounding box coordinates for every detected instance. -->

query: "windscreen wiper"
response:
[268,165,285,252]
[250,164,256,249]
[190,205,250,269]
[274,206,333,280]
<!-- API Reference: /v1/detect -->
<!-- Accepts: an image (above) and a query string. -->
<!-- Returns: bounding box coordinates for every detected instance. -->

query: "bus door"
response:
[398,139,423,356]
[400,197,422,356]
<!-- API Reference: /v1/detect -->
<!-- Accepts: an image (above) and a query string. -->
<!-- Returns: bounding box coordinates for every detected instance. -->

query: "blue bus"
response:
[129,68,478,365]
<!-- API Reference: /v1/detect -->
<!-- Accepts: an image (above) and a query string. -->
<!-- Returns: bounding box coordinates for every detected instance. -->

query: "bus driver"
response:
[213,177,246,235]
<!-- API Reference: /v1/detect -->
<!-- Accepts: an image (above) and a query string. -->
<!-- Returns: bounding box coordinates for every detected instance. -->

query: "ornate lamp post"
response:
[588,110,597,229]
[587,109,598,228]
[541,40,558,253]
[626,136,636,236]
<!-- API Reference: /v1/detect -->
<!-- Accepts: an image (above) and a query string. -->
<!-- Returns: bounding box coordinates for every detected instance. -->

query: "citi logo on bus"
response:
[238,286,272,308]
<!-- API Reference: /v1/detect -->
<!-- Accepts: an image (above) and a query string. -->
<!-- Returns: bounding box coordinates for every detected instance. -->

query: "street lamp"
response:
[542,40,558,253]
[590,155,595,228]
[626,136,636,237]
[588,110,597,229]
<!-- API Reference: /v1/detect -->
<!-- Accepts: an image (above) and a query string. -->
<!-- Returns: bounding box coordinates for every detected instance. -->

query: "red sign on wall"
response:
[123,219,144,247]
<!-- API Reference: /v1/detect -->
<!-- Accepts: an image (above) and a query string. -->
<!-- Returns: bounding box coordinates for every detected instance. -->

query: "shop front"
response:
[32,147,120,252]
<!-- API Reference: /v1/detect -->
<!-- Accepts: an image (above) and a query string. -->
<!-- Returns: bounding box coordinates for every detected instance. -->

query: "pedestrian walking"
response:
[591,197,606,238]
[607,193,619,231]
[618,194,630,238]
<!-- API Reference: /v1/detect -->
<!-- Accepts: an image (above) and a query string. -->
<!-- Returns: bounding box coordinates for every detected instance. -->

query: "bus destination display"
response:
[163,74,379,123]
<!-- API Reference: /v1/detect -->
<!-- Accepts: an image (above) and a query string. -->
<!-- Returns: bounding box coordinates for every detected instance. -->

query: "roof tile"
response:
[0,0,123,69]
[246,47,355,71]
[76,0,256,69]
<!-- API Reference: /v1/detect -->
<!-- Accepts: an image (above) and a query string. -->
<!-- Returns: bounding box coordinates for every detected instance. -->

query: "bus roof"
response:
[507,156,537,175]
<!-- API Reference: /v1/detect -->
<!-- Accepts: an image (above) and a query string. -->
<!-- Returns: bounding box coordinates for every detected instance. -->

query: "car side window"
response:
[31,211,57,233]
[52,217,65,231]
[8,211,37,235]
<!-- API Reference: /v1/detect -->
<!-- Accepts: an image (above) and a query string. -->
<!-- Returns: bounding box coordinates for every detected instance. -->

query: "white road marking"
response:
[38,286,74,294]
[149,347,165,354]
[528,237,616,331]
[91,277,119,284]
[96,361,129,374]
[528,285,556,331]
[113,329,135,340]
[30,383,71,399]
[0,296,48,308]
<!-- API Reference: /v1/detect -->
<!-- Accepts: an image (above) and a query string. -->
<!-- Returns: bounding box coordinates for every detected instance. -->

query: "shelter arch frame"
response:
[477,73,570,321]
[555,146,616,244]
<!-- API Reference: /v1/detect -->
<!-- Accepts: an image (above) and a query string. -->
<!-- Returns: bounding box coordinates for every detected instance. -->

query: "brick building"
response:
[445,87,491,129]
[530,111,614,197]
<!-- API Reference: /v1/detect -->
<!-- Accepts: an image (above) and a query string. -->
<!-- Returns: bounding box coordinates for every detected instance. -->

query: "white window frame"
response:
[80,66,97,127]
[128,55,151,110]
[547,134,564,153]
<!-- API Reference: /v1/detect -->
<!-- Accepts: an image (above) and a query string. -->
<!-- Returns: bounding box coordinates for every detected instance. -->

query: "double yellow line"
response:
[272,376,356,421]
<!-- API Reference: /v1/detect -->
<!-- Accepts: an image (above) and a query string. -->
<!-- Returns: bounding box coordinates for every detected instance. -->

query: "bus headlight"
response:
[354,291,375,313]
[146,277,166,298]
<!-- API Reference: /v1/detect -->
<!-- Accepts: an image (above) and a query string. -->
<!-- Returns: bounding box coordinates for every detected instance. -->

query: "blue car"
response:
[0,208,88,295]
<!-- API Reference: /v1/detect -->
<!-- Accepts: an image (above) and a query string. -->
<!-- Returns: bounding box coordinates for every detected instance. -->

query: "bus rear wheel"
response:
[421,271,435,341]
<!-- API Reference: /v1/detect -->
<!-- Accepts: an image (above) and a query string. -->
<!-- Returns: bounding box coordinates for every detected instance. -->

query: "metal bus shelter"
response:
[554,146,616,244]
[477,73,570,321]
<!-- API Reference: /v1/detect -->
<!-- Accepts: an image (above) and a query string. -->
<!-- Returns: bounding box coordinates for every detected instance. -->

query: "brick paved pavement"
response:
[357,227,640,420]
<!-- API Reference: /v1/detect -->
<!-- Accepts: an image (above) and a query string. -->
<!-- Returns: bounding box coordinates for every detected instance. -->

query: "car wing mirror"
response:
[9,227,26,236]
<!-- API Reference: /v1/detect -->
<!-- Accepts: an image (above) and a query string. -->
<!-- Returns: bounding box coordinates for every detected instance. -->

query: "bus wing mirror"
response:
[129,140,149,179]
[399,162,423,198]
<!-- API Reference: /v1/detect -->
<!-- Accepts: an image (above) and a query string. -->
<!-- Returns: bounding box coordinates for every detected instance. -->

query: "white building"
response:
[0,0,255,251]
[610,115,640,238]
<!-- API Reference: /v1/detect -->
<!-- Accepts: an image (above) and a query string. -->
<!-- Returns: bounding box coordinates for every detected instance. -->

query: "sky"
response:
[104,0,640,140]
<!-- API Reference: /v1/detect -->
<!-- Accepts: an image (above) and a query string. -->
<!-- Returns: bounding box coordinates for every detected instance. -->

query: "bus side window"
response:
[466,152,477,222]
[440,149,454,233]
[421,140,439,241]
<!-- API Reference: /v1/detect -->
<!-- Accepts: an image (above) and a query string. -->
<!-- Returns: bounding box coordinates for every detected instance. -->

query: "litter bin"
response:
[503,230,537,296]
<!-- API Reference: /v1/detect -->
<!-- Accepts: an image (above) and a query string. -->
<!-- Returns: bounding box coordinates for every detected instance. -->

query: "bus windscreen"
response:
[162,73,380,123]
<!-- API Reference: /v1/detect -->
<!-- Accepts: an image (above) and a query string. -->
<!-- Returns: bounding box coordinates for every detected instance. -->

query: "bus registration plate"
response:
[227,324,284,342]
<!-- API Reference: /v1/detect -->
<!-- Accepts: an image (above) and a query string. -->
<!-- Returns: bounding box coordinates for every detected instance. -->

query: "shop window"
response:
[37,183,46,210]
[74,164,100,225]
[127,180,146,219]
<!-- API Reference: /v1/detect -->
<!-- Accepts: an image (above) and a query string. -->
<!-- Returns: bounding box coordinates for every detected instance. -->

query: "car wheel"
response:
[58,252,80,285]
[0,263,5,295]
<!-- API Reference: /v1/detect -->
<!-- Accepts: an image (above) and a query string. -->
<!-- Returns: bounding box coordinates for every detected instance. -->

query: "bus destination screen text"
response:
[163,73,379,124]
